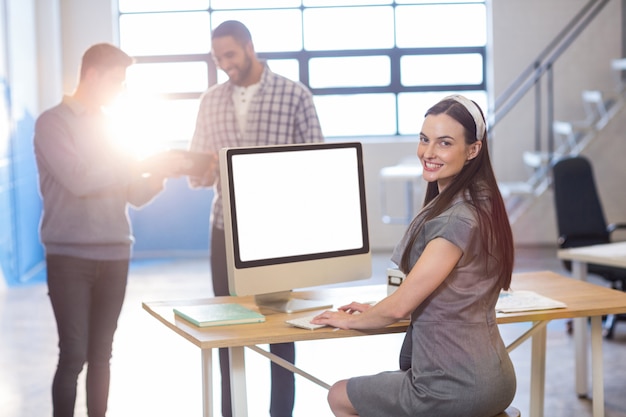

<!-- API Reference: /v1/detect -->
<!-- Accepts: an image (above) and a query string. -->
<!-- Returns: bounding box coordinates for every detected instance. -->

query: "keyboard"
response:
[285,315,328,330]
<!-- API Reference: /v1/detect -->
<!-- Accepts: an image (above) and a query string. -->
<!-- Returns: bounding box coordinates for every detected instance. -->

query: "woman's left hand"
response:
[338,301,372,315]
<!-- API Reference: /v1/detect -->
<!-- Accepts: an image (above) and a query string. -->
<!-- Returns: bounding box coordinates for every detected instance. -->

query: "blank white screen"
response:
[230,147,365,262]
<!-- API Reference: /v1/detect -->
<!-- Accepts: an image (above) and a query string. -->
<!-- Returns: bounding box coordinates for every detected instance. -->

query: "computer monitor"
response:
[219,141,371,313]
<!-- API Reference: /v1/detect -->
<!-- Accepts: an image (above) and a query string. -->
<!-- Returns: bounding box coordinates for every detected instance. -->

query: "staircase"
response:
[500,70,626,223]
[490,0,618,224]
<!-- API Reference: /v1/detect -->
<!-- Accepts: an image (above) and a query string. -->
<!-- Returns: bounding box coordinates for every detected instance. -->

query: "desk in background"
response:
[143,271,626,417]
[379,158,423,224]
[557,241,626,414]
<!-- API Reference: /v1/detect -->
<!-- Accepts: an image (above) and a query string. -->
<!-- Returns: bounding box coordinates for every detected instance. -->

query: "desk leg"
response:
[572,260,590,398]
[590,315,605,417]
[529,322,547,417]
[201,349,213,417]
[229,347,248,417]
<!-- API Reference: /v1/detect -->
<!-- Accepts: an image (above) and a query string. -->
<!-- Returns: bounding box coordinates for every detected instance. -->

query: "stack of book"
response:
[173,303,265,327]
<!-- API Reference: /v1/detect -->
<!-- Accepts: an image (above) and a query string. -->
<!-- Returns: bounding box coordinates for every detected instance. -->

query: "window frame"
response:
[118,2,487,136]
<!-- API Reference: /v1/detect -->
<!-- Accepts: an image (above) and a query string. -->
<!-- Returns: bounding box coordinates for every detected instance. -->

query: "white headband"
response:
[443,95,485,142]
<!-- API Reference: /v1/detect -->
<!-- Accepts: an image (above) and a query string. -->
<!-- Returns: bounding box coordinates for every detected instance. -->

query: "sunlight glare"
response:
[105,96,199,161]
[105,92,172,160]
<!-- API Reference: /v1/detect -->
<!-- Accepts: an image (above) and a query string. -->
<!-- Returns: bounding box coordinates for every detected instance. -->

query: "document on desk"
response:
[495,290,567,313]
[173,303,265,327]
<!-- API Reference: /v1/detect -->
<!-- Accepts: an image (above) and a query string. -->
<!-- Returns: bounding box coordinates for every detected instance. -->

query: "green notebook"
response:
[173,303,265,327]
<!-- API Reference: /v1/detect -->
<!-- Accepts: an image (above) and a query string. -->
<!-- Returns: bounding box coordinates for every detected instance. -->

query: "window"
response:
[116,0,487,151]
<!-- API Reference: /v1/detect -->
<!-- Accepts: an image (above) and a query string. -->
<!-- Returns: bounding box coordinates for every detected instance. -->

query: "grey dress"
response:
[347,196,516,417]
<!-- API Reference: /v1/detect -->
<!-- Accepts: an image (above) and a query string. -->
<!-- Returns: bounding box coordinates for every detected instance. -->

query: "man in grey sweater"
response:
[34,43,180,417]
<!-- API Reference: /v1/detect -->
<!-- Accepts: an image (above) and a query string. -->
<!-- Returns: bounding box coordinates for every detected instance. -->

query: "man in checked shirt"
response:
[188,20,324,417]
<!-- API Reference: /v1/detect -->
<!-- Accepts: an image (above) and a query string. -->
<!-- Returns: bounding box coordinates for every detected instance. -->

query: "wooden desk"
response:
[143,271,626,417]
[557,241,626,415]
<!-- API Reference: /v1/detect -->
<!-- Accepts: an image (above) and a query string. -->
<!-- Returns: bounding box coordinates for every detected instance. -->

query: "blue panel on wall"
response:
[0,85,45,286]
[0,162,16,284]
[0,75,17,286]
[129,177,214,257]
[12,110,45,284]
[0,12,43,286]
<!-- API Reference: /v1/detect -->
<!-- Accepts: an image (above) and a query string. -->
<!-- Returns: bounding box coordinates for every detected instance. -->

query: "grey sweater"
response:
[34,96,163,260]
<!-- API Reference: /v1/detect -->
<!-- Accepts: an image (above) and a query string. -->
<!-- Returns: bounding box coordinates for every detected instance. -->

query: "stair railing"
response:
[490,0,610,146]
[490,0,612,220]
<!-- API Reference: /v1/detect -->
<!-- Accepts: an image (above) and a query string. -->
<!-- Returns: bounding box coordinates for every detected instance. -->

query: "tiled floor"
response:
[2,246,626,417]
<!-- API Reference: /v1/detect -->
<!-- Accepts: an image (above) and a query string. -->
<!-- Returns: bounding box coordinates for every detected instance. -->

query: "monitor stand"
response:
[254,291,333,314]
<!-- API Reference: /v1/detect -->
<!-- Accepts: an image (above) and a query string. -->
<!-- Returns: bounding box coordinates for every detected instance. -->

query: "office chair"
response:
[552,156,626,338]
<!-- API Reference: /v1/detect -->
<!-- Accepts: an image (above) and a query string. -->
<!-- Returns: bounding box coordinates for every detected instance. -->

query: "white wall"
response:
[58,0,117,95]
[35,0,62,110]
[33,0,119,106]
